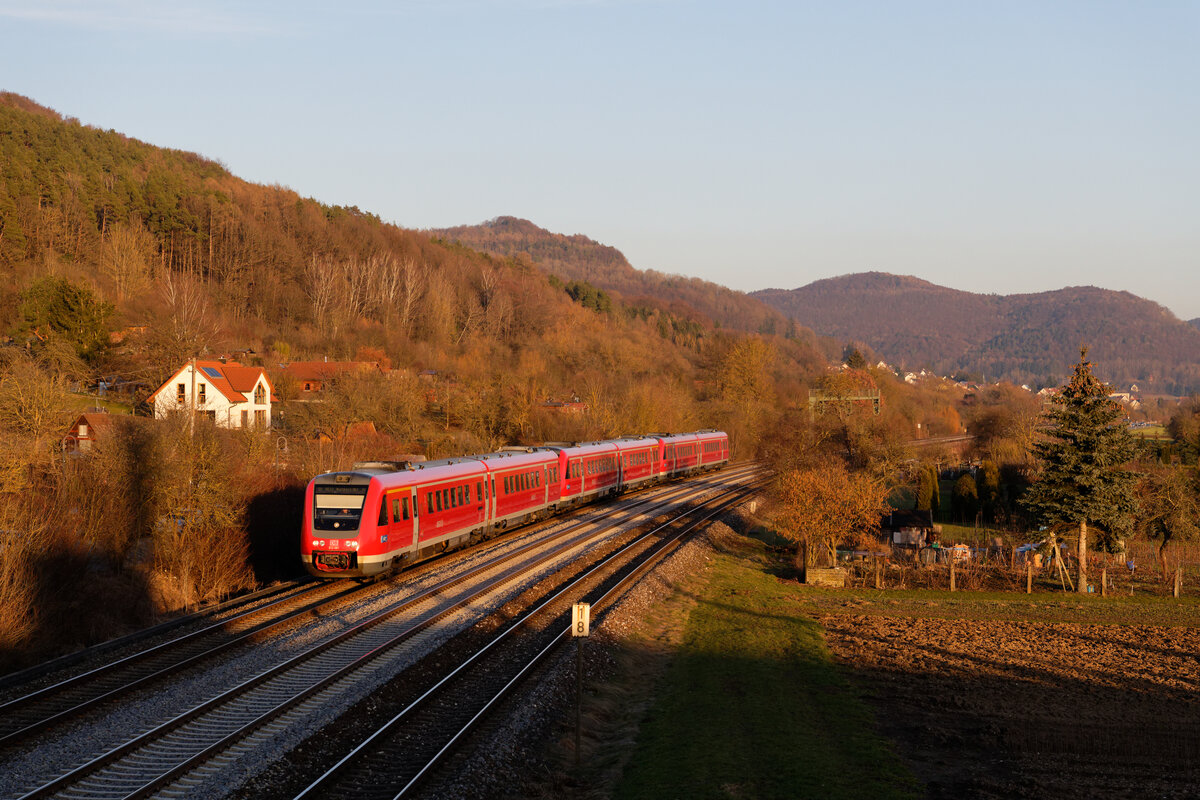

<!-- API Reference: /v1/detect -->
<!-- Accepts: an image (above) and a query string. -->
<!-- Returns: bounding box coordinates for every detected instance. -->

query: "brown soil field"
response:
[819,604,1200,799]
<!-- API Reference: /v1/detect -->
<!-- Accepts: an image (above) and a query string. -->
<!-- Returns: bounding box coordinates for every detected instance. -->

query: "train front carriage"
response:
[303,468,390,578]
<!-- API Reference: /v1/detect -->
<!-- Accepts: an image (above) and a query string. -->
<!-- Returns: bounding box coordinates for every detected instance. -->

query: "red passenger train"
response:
[301,430,730,578]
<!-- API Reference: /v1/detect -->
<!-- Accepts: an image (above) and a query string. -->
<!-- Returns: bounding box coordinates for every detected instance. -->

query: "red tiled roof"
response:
[71,412,115,436]
[283,361,380,382]
[148,361,275,405]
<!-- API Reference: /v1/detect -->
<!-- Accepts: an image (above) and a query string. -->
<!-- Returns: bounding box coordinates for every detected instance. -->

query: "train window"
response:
[392,497,401,522]
[522,473,528,490]
[457,486,465,506]
[436,492,443,512]
[402,497,410,520]
[313,485,369,532]
[378,501,388,526]
[477,481,484,501]
[504,476,510,493]
[427,493,434,515]
[465,484,472,503]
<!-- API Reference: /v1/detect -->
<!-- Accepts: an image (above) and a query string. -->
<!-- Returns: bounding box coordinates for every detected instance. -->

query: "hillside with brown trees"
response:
[432,216,817,343]
[754,272,1200,394]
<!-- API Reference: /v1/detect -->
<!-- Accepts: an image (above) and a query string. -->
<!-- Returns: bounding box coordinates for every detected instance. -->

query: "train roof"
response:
[609,437,661,451]
[473,448,557,470]
[546,440,620,458]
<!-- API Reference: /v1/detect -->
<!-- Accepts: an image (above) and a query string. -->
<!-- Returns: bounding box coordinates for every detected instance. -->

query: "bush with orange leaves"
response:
[769,464,890,570]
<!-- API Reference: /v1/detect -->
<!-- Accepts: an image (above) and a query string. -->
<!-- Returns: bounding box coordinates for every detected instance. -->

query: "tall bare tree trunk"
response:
[1077,519,1088,594]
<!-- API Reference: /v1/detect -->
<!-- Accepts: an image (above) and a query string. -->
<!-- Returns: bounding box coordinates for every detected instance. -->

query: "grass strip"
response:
[614,537,918,800]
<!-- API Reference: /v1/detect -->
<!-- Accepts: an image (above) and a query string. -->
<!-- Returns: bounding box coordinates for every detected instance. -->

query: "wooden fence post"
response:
[1101,567,1107,597]
[1027,561,1032,594]
[950,558,956,592]
[874,555,882,590]
[1175,567,1182,599]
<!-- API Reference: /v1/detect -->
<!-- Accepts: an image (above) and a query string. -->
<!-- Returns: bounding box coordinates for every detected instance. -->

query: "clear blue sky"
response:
[3,1,1198,317]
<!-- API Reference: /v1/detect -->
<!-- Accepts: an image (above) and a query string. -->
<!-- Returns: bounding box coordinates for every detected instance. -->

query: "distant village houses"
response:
[64,409,114,453]
[283,360,385,393]
[147,360,275,429]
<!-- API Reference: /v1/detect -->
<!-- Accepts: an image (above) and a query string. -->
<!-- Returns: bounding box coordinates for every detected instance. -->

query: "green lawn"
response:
[614,536,919,800]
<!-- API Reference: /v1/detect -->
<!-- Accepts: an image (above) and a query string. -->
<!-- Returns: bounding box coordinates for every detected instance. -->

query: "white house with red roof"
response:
[148,360,275,429]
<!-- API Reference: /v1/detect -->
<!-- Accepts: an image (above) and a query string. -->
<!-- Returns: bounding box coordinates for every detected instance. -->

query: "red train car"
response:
[552,441,620,505]
[611,436,661,491]
[301,430,729,579]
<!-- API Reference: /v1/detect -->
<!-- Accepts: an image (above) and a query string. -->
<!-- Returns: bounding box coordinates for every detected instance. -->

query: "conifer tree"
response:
[979,459,1001,521]
[928,464,941,517]
[915,466,933,513]
[1022,348,1136,593]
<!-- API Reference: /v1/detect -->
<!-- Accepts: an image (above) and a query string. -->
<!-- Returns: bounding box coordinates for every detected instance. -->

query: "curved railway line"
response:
[0,464,762,800]
[294,476,764,800]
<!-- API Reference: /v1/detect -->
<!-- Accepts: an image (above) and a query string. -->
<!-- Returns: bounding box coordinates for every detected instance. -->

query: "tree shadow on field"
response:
[244,484,308,584]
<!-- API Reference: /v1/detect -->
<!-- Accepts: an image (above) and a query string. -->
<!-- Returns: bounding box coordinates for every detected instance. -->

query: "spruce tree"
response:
[1022,348,1136,593]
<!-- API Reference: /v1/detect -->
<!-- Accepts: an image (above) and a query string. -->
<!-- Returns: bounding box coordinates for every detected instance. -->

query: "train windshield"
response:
[313,485,369,531]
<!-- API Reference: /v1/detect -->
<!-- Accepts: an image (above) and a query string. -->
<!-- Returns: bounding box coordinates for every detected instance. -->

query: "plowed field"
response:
[820,606,1200,798]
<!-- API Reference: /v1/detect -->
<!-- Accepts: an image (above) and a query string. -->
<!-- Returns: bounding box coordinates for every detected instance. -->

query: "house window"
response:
[254,384,266,404]
[198,384,206,404]
[176,383,186,404]
[254,409,266,428]
[304,382,312,391]
[78,423,88,437]
[241,410,249,427]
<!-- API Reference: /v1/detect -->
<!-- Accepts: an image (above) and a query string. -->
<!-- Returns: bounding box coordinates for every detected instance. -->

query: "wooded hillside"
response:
[432,216,816,343]
[754,272,1200,394]
[0,92,825,457]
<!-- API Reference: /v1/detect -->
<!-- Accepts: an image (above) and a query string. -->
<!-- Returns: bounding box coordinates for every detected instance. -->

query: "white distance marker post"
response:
[572,602,591,766]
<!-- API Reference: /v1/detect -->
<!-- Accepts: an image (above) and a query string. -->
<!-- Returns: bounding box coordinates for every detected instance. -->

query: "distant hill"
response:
[754,272,1200,394]
[432,217,811,341]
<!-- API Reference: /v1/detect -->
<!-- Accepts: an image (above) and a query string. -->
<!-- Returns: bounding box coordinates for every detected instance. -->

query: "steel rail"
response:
[0,580,314,693]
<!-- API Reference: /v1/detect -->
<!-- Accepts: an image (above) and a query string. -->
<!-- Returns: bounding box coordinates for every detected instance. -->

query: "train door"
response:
[388,487,417,556]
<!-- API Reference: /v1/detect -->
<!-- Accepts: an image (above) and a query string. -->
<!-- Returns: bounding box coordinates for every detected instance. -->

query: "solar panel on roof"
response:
[201,367,222,379]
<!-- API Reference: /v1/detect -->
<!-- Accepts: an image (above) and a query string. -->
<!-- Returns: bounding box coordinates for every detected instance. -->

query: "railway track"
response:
[291,475,764,800]
[0,469,736,756]
[4,465,758,800]
[0,580,314,695]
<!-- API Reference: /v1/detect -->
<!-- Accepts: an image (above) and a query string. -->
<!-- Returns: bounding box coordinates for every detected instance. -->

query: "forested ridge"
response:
[755,272,1200,394]
[0,91,828,455]
[432,216,817,344]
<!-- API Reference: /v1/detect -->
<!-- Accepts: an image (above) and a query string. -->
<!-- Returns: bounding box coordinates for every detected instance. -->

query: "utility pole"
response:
[189,357,196,434]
